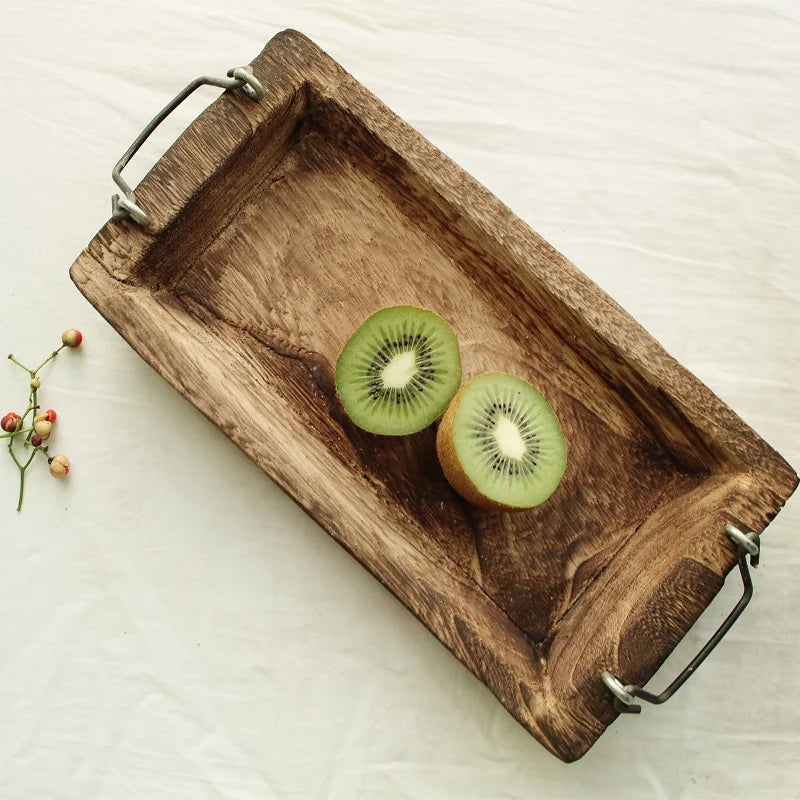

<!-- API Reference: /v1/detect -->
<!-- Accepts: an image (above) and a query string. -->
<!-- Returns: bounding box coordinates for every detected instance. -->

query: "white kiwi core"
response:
[381,350,417,389]
[494,415,526,459]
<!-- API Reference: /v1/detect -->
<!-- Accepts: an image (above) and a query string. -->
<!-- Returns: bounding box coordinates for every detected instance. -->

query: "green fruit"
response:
[436,372,566,510]
[335,306,462,435]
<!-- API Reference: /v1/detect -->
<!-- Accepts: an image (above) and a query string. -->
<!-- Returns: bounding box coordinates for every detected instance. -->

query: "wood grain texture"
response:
[69,30,797,761]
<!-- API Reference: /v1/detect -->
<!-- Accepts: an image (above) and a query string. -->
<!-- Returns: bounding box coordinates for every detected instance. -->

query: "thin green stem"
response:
[0,427,33,439]
[12,442,42,512]
[16,458,35,513]
[32,345,66,375]
[7,353,32,373]
[16,471,24,512]
[7,439,22,469]
[26,389,38,442]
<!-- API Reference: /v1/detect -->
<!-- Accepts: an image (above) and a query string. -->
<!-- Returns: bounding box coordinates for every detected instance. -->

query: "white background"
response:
[1,1,798,797]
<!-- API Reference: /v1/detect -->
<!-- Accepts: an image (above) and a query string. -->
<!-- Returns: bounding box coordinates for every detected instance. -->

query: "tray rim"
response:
[69,29,798,761]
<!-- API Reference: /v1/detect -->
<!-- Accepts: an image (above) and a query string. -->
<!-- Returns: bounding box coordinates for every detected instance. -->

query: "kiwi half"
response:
[335,306,462,435]
[436,372,566,510]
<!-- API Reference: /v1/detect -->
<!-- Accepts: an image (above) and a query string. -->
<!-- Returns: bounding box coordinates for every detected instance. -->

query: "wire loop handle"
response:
[111,65,265,227]
[601,523,760,714]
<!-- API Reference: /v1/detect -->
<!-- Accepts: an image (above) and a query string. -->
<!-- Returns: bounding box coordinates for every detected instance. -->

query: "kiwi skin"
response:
[435,374,565,512]
[435,382,512,511]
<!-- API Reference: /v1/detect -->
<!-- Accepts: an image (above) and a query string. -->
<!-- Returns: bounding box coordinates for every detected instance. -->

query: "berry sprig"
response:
[3,329,82,511]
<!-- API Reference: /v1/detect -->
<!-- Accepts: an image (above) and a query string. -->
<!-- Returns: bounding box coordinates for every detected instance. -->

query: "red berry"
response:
[44,409,57,423]
[31,434,43,447]
[1,412,20,433]
[61,329,83,348]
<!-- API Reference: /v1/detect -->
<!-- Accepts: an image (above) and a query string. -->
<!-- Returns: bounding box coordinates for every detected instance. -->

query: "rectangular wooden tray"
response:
[69,30,797,761]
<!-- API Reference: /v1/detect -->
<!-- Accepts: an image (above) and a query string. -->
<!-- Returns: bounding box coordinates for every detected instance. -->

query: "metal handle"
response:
[111,65,266,228]
[601,523,760,714]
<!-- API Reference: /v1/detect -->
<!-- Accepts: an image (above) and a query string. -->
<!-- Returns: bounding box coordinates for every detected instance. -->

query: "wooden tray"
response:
[69,30,797,761]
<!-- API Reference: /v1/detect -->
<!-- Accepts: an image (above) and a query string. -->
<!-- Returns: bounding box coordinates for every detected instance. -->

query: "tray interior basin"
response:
[145,84,689,638]
[71,31,797,762]
[174,94,684,638]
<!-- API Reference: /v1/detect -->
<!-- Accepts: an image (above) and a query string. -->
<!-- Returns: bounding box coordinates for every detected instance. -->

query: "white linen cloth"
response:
[0,2,797,797]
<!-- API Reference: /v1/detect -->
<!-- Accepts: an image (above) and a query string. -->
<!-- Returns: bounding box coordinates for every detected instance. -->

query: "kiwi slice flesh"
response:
[335,306,462,435]
[436,372,566,510]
